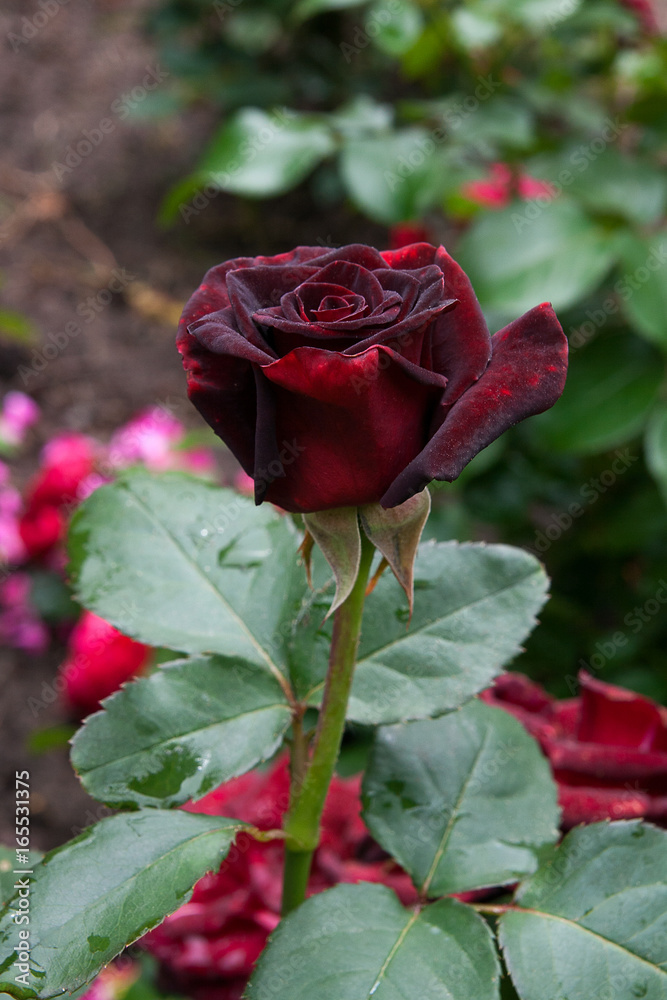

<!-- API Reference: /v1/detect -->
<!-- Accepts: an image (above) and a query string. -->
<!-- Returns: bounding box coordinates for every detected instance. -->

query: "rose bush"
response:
[178,243,567,513]
[482,670,667,828]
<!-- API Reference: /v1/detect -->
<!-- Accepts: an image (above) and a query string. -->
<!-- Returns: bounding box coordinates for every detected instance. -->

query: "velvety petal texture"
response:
[178,243,568,513]
[482,670,667,829]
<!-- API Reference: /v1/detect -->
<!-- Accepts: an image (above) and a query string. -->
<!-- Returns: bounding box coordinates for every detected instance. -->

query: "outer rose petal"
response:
[381,302,568,506]
[578,670,667,751]
[258,346,447,512]
[178,329,258,475]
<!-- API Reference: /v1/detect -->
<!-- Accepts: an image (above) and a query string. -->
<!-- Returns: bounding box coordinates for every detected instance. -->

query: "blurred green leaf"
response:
[531,333,663,454]
[329,96,393,137]
[369,0,424,56]
[645,402,667,503]
[617,231,667,348]
[293,0,365,22]
[26,725,77,756]
[340,128,450,223]
[451,8,502,49]
[163,108,336,217]
[565,150,667,226]
[0,310,36,345]
[456,198,619,323]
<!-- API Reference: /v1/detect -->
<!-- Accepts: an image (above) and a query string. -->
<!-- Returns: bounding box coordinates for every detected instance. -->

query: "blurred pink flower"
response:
[0,461,26,564]
[0,392,40,449]
[0,571,48,653]
[108,407,184,471]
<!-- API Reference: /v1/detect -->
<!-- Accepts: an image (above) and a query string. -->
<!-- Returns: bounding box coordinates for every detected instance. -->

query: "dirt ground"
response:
[0,0,385,851]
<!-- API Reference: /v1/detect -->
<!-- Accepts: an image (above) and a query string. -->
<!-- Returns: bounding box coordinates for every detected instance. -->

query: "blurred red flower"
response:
[19,433,97,560]
[482,670,667,828]
[462,163,554,209]
[60,611,152,716]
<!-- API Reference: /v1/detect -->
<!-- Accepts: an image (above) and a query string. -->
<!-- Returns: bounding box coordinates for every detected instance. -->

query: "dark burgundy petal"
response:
[177,329,257,475]
[256,346,446,513]
[344,265,453,354]
[180,248,329,332]
[380,243,439,270]
[307,261,387,308]
[381,303,568,506]
[187,308,276,365]
[429,246,492,411]
[305,243,389,271]
[578,671,667,751]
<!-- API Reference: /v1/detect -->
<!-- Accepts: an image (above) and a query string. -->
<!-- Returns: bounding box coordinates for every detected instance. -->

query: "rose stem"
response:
[281,530,375,916]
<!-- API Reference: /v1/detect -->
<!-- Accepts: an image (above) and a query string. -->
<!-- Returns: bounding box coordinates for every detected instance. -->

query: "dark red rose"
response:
[482,671,667,828]
[177,243,567,513]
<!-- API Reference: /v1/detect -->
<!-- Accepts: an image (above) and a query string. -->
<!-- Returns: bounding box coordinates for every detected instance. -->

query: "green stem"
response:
[281,531,374,915]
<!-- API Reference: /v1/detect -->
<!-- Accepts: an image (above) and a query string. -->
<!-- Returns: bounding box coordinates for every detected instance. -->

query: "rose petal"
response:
[547,737,667,786]
[429,246,493,410]
[381,302,567,506]
[558,783,653,829]
[258,345,447,512]
[578,670,667,751]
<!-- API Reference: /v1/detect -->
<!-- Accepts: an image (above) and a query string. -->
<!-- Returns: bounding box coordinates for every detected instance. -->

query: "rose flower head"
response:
[177,243,567,513]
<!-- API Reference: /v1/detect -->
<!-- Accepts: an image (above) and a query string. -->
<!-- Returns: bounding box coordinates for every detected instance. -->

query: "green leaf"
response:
[67,470,305,694]
[70,655,292,808]
[565,151,667,227]
[340,129,449,224]
[0,812,245,999]
[531,333,662,454]
[456,198,618,324]
[0,849,42,908]
[197,108,335,197]
[362,701,559,896]
[245,882,500,999]
[293,0,363,21]
[290,541,549,723]
[646,403,667,503]
[618,232,667,348]
[369,0,424,56]
[499,821,667,1000]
